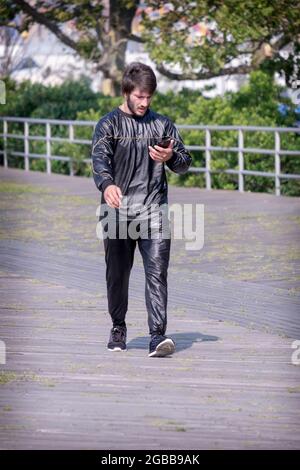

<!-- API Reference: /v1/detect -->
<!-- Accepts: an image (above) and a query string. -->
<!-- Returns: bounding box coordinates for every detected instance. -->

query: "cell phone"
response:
[156,138,171,148]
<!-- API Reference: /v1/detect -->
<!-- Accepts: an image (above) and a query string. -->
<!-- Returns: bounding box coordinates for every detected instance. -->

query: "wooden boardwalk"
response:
[0,166,300,450]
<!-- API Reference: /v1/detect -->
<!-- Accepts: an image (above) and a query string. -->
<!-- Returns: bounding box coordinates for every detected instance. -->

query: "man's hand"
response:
[103,185,123,208]
[148,140,174,163]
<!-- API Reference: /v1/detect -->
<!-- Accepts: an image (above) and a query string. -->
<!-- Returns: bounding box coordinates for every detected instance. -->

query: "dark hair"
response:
[121,62,157,96]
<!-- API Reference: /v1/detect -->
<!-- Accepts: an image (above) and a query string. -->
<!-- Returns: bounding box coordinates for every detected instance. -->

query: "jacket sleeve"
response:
[91,118,115,192]
[164,118,192,174]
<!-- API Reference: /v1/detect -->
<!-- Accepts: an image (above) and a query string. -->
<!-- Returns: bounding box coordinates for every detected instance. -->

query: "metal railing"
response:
[0,116,299,196]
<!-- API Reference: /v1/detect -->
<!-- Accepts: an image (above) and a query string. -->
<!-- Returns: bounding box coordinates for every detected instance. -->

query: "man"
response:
[91,62,192,357]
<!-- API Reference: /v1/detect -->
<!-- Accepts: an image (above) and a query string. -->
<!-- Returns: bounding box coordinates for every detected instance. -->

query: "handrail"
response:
[1,116,299,196]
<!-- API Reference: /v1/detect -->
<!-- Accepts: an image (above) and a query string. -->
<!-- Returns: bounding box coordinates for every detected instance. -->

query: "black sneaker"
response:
[148,334,175,357]
[107,326,127,351]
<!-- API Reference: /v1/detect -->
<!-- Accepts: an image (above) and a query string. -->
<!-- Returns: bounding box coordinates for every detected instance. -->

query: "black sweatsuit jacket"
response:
[91,106,192,215]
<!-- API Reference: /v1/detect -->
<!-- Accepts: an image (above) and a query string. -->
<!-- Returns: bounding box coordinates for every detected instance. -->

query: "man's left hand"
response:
[148,140,174,162]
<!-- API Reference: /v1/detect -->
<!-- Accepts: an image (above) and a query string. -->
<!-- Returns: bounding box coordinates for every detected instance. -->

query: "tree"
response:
[141,0,300,86]
[1,0,299,95]
[1,0,139,95]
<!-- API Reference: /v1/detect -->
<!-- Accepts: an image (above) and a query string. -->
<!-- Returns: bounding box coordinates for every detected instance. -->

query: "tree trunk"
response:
[99,0,138,96]
[101,29,127,96]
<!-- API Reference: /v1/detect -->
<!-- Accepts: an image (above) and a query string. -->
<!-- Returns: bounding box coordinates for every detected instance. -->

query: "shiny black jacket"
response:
[91,107,192,211]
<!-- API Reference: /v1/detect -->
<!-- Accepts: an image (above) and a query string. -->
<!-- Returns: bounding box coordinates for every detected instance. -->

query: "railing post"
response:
[205,128,211,190]
[238,128,244,192]
[46,122,52,174]
[275,131,281,196]
[69,124,74,176]
[3,120,8,168]
[24,121,29,171]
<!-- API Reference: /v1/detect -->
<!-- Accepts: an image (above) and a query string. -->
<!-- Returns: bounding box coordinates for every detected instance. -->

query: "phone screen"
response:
[157,139,171,148]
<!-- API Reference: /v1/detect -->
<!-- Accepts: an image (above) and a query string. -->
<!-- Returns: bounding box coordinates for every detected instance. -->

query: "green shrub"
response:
[1,77,99,119]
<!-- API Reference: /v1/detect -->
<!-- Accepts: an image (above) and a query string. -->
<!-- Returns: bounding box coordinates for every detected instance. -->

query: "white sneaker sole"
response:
[148,338,175,357]
[107,346,127,352]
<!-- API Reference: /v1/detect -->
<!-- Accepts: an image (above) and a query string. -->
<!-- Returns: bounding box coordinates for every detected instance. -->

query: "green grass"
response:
[0,370,56,387]
[0,371,18,385]
[0,182,53,194]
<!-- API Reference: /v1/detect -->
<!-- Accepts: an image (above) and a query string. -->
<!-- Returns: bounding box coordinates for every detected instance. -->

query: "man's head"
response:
[121,62,157,116]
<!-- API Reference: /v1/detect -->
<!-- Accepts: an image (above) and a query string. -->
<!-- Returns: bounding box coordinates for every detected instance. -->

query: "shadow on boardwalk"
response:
[0,167,300,450]
[128,332,219,353]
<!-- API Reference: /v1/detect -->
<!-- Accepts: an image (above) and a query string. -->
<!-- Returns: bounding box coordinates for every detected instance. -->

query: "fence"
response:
[0,116,300,196]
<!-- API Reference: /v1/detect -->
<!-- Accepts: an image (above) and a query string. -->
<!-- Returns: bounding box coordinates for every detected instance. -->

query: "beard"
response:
[126,96,148,116]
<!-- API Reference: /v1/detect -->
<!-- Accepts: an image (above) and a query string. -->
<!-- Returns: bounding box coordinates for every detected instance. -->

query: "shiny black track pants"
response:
[103,232,171,336]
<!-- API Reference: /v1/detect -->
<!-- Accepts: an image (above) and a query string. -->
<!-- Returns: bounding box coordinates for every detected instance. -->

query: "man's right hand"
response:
[103,185,123,208]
